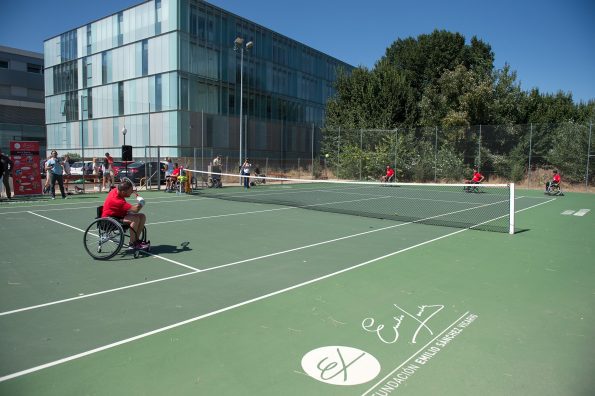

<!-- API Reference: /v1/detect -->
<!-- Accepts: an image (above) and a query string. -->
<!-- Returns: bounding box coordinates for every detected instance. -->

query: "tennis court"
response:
[0,182,593,395]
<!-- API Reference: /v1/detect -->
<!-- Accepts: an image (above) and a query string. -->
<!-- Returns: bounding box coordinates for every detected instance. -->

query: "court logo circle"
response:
[301,346,381,386]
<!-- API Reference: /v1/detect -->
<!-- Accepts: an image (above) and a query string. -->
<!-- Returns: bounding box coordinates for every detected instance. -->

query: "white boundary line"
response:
[27,212,199,272]
[0,197,556,382]
[0,227,472,383]
[3,195,539,317]
[0,196,209,215]
[361,311,471,396]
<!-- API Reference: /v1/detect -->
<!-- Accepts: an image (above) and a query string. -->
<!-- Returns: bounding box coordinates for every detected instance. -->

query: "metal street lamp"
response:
[234,37,253,169]
[122,126,128,178]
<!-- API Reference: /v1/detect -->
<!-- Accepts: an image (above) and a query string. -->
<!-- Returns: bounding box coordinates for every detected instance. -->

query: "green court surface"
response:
[0,186,593,395]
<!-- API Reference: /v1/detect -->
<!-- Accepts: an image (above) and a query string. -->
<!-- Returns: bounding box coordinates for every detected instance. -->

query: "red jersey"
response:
[172,167,181,177]
[553,174,560,183]
[102,188,132,218]
[472,171,484,182]
[386,168,395,178]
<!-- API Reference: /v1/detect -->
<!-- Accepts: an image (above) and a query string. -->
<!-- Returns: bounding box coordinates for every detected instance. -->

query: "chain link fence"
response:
[45,122,593,192]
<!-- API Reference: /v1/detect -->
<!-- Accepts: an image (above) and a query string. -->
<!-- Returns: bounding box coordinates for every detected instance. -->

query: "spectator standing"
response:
[63,155,71,175]
[102,152,114,191]
[92,157,102,192]
[45,150,67,199]
[241,158,252,189]
[0,150,14,200]
[43,154,52,194]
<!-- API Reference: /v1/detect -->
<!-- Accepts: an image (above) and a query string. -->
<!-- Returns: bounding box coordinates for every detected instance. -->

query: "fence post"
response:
[434,126,438,182]
[527,123,533,189]
[476,124,482,173]
[311,123,314,179]
[359,129,363,180]
[586,122,592,191]
[337,127,341,179]
[394,128,398,173]
[201,109,204,173]
[157,145,161,190]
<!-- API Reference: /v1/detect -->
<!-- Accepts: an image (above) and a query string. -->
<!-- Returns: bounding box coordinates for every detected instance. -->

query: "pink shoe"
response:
[135,241,150,251]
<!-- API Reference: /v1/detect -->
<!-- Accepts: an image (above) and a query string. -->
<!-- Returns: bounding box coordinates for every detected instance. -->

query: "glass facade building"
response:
[44,0,352,160]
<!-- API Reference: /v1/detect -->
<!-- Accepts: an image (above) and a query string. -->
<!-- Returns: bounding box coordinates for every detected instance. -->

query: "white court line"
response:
[573,209,590,216]
[0,227,473,383]
[27,211,199,272]
[0,196,209,215]
[4,194,530,317]
[2,199,495,317]
[0,271,198,317]
[361,311,471,396]
[0,197,556,381]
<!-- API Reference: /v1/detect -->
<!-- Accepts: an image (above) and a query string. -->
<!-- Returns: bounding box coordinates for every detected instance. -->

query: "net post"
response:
[509,183,515,235]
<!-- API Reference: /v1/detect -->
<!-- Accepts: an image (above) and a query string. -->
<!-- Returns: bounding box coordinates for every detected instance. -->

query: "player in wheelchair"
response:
[545,170,563,196]
[380,165,395,183]
[464,166,485,193]
[250,165,266,186]
[208,155,223,188]
[83,180,149,260]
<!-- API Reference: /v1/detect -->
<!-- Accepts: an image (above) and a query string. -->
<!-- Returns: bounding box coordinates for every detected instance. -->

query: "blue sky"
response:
[1,0,593,103]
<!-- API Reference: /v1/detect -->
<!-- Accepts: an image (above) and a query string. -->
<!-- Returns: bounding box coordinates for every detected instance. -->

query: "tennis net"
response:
[185,169,516,234]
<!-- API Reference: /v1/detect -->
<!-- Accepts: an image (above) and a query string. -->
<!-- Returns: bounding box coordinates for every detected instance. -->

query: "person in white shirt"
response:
[45,150,67,199]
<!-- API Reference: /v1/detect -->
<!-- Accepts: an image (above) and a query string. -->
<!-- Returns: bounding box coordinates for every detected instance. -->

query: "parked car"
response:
[70,161,93,176]
[116,161,167,185]
[111,161,135,178]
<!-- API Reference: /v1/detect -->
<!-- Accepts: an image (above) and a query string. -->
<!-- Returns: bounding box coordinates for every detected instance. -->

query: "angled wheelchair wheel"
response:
[83,217,125,260]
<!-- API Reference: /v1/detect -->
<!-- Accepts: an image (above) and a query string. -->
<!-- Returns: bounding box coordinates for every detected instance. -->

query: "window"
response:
[82,57,92,88]
[155,0,162,35]
[27,63,43,74]
[142,39,148,76]
[101,52,108,84]
[62,91,79,121]
[0,60,9,69]
[86,25,92,55]
[190,5,198,36]
[117,12,124,46]
[181,77,188,110]
[155,74,162,111]
[118,81,124,116]
[60,30,77,61]
[85,89,93,119]
[52,60,78,94]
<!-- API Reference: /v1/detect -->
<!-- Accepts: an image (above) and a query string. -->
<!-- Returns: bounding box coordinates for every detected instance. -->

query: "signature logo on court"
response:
[301,346,381,385]
[362,304,445,344]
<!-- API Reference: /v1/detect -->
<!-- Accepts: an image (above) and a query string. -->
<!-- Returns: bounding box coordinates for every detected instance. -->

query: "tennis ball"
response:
[325,154,329,158]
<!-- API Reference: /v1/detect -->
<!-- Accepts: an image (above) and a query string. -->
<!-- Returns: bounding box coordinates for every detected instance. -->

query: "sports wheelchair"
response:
[545,182,563,196]
[207,174,222,188]
[83,206,149,260]
[463,182,483,193]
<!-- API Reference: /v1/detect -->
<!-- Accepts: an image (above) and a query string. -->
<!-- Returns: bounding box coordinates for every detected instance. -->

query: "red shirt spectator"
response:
[102,187,132,218]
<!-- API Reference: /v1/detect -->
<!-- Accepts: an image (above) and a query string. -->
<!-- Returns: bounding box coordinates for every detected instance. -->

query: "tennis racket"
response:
[121,177,145,206]
[121,177,138,197]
